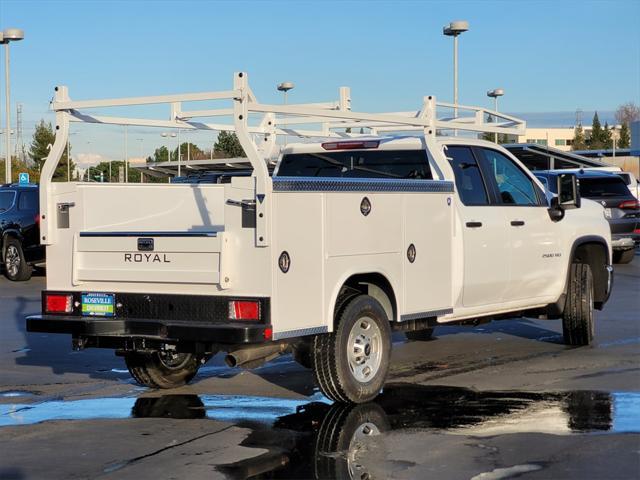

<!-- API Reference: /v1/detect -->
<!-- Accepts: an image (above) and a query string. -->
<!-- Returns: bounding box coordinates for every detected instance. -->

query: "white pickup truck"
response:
[26,73,613,403]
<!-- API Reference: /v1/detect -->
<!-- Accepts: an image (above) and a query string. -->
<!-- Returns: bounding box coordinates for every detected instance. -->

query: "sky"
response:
[1,0,639,166]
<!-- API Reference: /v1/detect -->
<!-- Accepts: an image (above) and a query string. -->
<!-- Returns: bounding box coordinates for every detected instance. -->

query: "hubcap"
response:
[5,245,20,277]
[347,317,382,383]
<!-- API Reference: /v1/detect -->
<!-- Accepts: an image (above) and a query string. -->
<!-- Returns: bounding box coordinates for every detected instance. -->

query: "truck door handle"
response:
[465,221,483,228]
[510,220,525,226]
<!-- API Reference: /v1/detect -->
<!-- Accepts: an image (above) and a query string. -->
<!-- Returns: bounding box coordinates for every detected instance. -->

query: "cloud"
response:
[75,153,106,169]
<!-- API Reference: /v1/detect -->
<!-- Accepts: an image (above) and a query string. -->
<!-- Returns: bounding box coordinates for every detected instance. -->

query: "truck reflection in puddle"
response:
[128,384,638,480]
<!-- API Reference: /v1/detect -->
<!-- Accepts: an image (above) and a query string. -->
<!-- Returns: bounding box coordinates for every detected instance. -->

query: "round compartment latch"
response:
[407,244,416,263]
[360,197,371,216]
[278,251,291,273]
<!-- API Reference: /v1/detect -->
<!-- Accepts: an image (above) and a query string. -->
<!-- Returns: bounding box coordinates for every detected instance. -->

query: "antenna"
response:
[16,103,25,163]
[575,108,583,127]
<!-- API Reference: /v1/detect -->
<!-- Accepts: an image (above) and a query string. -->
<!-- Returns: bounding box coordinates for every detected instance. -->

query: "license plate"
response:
[604,208,612,219]
[81,293,115,317]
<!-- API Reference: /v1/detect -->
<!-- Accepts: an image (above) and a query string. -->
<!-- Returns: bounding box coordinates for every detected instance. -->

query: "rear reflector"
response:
[229,301,260,321]
[321,140,380,150]
[618,200,640,210]
[45,294,73,314]
[264,327,273,340]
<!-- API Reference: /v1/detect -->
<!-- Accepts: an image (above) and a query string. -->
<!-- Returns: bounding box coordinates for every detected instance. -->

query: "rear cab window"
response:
[579,177,631,198]
[276,149,432,179]
[445,146,489,205]
[18,190,38,211]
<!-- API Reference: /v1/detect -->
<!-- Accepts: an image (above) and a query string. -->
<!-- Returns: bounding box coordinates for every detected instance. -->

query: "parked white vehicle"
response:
[27,73,613,403]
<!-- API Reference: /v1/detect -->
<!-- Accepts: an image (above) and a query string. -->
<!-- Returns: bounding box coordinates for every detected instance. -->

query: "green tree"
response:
[589,112,604,150]
[29,119,75,181]
[619,123,631,148]
[173,142,206,162]
[571,124,587,150]
[1,156,40,183]
[214,131,246,157]
[602,122,613,149]
[151,146,169,162]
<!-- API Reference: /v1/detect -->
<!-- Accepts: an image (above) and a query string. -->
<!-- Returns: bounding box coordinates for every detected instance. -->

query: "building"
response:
[516,126,621,152]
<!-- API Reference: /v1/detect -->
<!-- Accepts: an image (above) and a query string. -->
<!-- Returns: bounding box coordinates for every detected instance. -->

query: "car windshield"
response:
[579,177,631,198]
[0,191,15,212]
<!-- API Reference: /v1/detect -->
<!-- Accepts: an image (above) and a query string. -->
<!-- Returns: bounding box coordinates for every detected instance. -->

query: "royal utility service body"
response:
[27,73,613,403]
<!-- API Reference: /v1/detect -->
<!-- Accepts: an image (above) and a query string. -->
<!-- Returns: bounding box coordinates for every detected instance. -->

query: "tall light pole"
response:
[1,28,25,183]
[161,132,177,174]
[487,88,504,143]
[443,21,468,131]
[277,82,294,147]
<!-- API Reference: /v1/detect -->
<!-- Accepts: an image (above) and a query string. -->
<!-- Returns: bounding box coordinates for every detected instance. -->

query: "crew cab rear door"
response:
[446,145,510,307]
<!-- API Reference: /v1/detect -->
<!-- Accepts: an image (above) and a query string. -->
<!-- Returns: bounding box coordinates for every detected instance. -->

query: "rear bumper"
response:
[26,315,270,345]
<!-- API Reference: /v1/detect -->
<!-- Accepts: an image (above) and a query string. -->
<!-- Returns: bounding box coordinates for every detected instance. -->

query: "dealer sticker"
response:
[81,293,115,317]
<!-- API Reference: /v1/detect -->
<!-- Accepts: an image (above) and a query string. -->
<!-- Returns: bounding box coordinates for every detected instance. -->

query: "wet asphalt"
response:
[0,257,638,479]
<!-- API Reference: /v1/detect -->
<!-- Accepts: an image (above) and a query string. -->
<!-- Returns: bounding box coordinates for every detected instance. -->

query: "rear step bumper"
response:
[26,315,270,344]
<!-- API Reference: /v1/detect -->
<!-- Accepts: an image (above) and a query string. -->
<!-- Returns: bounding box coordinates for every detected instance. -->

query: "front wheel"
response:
[124,351,207,389]
[313,295,391,404]
[562,263,595,346]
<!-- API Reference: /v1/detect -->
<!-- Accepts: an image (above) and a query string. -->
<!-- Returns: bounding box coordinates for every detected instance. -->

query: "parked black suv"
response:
[534,171,639,264]
[0,184,44,281]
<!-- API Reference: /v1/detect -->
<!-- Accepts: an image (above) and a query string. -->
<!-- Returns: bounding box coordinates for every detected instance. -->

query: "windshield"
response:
[0,191,15,212]
[579,177,631,198]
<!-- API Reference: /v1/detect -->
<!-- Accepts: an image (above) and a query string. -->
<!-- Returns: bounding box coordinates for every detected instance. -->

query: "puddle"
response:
[1,385,638,478]
[0,390,38,399]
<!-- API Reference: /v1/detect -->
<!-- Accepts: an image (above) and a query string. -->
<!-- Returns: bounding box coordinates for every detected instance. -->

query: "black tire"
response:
[312,295,392,404]
[405,328,434,341]
[124,351,206,389]
[3,237,32,281]
[562,263,595,346]
[315,402,389,480]
[613,249,635,264]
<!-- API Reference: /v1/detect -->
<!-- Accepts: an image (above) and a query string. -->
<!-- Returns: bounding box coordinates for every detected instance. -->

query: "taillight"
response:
[321,140,380,150]
[618,200,640,210]
[45,294,73,314]
[229,300,260,321]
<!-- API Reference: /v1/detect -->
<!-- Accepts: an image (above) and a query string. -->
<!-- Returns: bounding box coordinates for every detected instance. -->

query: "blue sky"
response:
[1,0,639,165]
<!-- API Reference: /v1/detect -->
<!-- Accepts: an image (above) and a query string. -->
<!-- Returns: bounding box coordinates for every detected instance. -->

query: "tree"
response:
[614,102,639,149]
[1,156,40,183]
[602,122,612,149]
[615,102,640,127]
[29,119,75,181]
[173,142,206,162]
[214,131,245,157]
[571,124,587,150]
[619,123,631,149]
[589,112,604,150]
[150,146,169,163]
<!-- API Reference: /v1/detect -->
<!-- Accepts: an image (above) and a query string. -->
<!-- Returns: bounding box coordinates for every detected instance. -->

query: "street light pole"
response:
[1,28,25,183]
[487,88,504,143]
[277,82,295,147]
[443,21,468,133]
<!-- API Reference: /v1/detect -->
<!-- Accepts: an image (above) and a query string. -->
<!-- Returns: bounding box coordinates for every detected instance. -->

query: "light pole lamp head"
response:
[443,20,469,37]
[487,88,505,98]
[1,28,25,43]
[277,82,295,93]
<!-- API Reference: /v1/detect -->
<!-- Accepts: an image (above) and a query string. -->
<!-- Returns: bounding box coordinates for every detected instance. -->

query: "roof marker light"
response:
[321,140,380,151]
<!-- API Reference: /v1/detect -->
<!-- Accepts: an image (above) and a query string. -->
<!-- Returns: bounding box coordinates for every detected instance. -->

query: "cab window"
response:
[479,149,541,206]
[277,150,432,179]
[445,146,489,206]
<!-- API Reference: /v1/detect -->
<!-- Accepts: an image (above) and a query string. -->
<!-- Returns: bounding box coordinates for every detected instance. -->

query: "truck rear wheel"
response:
[124,351,205,389]
[313,295,391,404]
[3,238,32,281]
[562,263,595,346]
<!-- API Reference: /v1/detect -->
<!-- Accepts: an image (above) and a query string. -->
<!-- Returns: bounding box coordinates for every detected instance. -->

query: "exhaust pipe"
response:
[225,343,289,368]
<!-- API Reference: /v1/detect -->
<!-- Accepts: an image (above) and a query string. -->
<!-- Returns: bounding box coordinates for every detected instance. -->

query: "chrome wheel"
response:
[5,245,20,278]
[347,421,381,479]
[347,316,383,383]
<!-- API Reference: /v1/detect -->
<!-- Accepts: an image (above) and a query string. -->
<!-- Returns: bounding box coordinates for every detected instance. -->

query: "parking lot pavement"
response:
[0,258,638,479]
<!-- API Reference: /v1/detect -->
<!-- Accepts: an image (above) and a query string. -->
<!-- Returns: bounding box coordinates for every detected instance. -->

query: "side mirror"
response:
[557,173,581,209]
[548,197,565,222]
